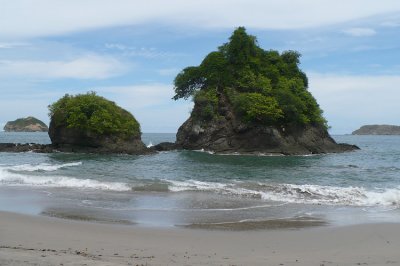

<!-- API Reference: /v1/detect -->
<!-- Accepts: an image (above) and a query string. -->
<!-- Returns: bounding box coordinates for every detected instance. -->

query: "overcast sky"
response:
[1,0,400,134]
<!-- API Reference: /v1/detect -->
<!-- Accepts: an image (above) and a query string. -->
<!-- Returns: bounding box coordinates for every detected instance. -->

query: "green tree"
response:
[49,92,141,138]
[173,67,205,100]
[233,92,283,124]
[173,27,327,128]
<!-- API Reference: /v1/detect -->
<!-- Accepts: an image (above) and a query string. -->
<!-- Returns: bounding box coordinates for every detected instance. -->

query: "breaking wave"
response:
[0,166,130,191]
[166,179,400,207]
[5,162,82,172]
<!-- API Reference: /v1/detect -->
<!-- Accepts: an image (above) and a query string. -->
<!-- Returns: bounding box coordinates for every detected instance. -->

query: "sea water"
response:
[0,132,400,228]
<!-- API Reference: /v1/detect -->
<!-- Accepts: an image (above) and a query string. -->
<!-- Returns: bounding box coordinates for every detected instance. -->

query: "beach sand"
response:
[0,211,399,266]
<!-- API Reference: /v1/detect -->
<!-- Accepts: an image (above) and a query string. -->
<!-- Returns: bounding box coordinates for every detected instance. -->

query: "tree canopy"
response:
[49,92,141,138]
[173,27,326,128]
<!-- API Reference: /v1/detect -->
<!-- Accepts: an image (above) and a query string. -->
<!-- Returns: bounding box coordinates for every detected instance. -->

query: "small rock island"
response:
[48,92,148,154]
[172,27,357,155]
[3,117,48,132]
[352,125,400,135]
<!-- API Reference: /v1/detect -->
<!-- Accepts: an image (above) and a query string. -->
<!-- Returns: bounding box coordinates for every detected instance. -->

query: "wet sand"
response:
[1,211,399,265]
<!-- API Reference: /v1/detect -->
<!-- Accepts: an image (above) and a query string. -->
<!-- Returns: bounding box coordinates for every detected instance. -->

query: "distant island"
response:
[3,117,48,132]
[352,125,400,135]
[172,27,357,155]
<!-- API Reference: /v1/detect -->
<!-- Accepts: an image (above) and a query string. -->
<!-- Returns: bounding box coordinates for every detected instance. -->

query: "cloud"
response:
[381,21,400,27]
[0,42,28,49]
[2,0,400,38]
[308,73,400,133]
[105,43,184,59]
[0,54,127,79]
[96,84,192,132]
[343,27,376,37]
[97,84,173,109]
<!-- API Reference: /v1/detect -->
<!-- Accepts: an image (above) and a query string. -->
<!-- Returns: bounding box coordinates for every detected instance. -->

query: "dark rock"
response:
[0,143,54,153]
[152,142,181,151]
[176,95,358,155]
[352,125,400,135]
[48,120,150,155]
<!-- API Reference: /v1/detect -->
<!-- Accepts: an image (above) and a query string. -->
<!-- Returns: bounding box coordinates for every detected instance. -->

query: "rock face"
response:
[352,125,400,135]
[48,122,148,154]
[177,95,358,155]
[3,117,48,132]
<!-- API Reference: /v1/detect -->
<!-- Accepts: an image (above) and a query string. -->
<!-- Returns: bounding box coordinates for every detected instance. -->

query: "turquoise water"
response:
[1,132,400,227]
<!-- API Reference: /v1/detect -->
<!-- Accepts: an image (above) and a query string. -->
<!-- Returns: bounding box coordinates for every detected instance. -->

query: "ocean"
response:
[1,132,400,229]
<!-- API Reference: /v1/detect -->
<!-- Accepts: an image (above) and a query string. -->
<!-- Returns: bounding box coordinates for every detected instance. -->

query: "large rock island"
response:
[352,125,400,135]
[173,27,357,155]
[3,117,48,132]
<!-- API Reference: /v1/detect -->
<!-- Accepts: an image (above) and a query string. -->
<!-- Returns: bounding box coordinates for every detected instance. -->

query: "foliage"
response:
[173,27,327,128]
[173,67,205,100]
[233,93,283,124]
[48,92,141,138]
[192,88,219,121]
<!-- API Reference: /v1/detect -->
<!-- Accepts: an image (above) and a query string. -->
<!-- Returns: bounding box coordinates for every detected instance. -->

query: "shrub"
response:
[233,93,283,125]
[48,92,141,138]
[192,89,219,121]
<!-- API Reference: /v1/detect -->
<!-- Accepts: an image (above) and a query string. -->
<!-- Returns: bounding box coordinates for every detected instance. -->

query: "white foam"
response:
[167,180,227,192]
[166,179,400,207]
[364,188,400,206]
[6,162,82,172]
[193,148,215,154]
[0,168,130,191]
[257,184,366,205]
[147,141,154,148]
[266,184,400,207]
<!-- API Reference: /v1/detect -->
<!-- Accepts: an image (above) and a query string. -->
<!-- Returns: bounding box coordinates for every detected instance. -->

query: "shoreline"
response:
[1,211,400,265]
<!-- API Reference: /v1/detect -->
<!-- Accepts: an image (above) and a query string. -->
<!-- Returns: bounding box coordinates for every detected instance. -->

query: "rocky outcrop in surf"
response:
[176,94,357,155]
[173,27,358,155]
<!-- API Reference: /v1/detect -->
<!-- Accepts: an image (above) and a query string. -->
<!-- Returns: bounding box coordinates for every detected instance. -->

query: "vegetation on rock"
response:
[4,117,48,132]
[173,27,327,128]
[48,92,141,139]
[352,125,400,135]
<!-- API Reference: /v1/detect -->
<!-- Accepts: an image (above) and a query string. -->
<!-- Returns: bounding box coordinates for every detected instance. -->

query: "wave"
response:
[1,161,400,207]
[0,168,130,191]
[166,179,400,207]
[5,162,82,172]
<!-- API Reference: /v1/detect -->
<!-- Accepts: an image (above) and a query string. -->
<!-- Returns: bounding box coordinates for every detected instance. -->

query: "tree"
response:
[173,67,205,100]
[49,92,141,138]
[172,27,327,128]
[233,92,283,124]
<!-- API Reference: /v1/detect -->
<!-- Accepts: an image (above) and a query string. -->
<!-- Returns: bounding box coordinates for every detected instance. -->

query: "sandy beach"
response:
[0,211,399,265]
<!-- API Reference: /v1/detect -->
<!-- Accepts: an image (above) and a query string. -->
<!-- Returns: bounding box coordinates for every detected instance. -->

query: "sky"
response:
[1,0,400,134]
